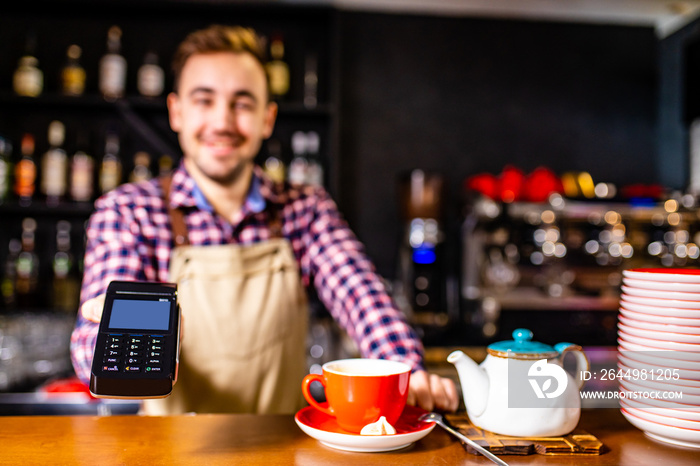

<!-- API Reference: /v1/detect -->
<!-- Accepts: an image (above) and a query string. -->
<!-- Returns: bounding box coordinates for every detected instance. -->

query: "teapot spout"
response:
[447,350,489,417]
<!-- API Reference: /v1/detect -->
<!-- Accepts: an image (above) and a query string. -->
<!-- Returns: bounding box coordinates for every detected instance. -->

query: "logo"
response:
[527,359,568,399]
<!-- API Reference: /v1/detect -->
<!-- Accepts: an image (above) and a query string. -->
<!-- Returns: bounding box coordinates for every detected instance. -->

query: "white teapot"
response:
[448,328,589,437]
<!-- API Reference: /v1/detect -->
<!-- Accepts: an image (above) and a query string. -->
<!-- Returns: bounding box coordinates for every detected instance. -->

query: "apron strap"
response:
[158,173,286,242]
[159,175,190,246]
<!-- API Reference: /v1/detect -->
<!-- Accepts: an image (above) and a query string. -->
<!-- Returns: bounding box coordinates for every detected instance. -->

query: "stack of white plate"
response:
[618,268,700,449]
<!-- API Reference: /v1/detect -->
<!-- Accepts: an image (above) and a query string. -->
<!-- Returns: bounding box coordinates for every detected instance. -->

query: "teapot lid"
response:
[487,329,558,359]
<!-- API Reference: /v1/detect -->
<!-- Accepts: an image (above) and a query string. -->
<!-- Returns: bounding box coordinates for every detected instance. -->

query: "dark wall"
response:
[337,13,659,278]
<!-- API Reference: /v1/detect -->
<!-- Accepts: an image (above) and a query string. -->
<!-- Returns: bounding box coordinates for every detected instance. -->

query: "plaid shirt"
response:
[70,162,424,385]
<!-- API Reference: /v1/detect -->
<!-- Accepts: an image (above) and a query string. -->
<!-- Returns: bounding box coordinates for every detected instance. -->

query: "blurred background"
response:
[1,0,700,412]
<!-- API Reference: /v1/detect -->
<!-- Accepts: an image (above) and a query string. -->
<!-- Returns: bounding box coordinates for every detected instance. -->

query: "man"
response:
[71,24,458,415]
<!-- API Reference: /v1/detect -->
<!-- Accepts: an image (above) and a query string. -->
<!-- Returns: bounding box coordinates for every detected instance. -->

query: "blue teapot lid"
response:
[487,329,559,359]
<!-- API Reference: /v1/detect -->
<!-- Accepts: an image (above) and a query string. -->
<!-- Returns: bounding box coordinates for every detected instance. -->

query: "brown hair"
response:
[171,24,268,93]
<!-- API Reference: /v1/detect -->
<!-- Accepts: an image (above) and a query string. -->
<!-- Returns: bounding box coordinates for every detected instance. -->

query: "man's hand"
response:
[407,370,459,413]
[80,294,106,323]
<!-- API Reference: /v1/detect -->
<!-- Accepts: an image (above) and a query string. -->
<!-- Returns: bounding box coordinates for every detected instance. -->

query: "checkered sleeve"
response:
[304,188,425,372]
[70,193,154,386]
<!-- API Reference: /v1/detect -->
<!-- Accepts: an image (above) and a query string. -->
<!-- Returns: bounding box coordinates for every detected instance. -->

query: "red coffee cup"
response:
[301,358,411,433]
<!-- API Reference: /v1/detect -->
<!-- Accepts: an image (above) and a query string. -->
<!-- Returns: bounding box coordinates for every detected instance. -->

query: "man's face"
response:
[167,51,277,185]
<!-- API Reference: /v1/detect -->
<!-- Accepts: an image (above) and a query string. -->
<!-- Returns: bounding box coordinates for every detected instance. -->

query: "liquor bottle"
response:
[0,135,12,202]
[15,218,40,309]
[129,151,153,183]
[262,138,285,183]
[52,220,80,313]
[1,239,20,310]
[41,120,68,206]
[305,131,324,186]
[99,26,127,100]
[61,44,86,96]
[13,31,43,97]
[303,52,318,109]
[14,133,37,206]
[288,131,308,185]
[265,35,290,100]
[137,52,165,97]
[99,132,122,193]
[70,132,94,202]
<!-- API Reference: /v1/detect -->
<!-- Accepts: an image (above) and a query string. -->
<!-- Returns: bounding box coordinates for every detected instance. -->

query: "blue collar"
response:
[190,173,266,215]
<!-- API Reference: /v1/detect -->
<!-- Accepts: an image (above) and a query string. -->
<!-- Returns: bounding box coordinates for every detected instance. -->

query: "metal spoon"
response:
[419,412,510,466]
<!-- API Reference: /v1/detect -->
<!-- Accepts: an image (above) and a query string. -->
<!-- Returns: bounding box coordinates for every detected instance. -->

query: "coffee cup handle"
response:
[301,373,334,417]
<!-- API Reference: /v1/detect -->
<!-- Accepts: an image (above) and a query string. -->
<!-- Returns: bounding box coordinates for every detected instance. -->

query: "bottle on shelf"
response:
[40,120,68,206]
[265,34,290,100]
[70,132,94,202]
[262,138,286,184]
[288,131,308,185]
[0,135,12,202]
[61,44,86,96]
[13,31,43,98]
[99,132,122,193]
[129,151,153,183]
[305,131,324,187]
[99,25,127,100]
[15,218,40,309]
[303,52,318,109]
[51,220,80,314]
[1,239,21,310]
[137,51,165,98]
[14,133,37,206]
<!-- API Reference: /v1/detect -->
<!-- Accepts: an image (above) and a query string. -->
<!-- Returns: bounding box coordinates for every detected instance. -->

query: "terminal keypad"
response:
[102,335,166,374]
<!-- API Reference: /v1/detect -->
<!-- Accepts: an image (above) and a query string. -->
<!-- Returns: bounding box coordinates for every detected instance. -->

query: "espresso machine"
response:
[395,170,449,335]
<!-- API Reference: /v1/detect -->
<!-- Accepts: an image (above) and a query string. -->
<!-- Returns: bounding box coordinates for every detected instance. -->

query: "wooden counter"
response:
[0,409,697,465]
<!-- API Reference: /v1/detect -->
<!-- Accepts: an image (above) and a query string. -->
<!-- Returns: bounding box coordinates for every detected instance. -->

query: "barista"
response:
[70,24,458,415]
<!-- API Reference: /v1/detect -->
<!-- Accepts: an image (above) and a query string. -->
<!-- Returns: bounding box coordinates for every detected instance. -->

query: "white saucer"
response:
[295,405,434,452]
[618,353,700,381]
[621,294,700,310]
[618,321,700,344]
[619,307,700,327]
[620,300,700,318]
[623,277,700,293]
[621,285,700,302]
[620,393,700,421]
[621,404,700,430]
[621,408,700,448]
[618,330,700,352]
[619,377,700,404]
[623,268,700,284]
[617,339,700,367]
[618,314,700,336]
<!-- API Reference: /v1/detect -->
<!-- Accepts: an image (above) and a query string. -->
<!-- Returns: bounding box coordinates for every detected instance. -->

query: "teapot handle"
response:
[554,343,589,390]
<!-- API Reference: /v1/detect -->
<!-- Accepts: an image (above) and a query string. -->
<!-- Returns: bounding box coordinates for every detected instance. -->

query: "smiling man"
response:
[70,24,458,415]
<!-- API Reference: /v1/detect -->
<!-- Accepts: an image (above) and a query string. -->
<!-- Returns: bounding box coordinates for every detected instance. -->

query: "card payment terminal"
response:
[89,281,181,399]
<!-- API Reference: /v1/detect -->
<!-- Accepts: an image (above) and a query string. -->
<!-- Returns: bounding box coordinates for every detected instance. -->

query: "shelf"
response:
[471,198,700,224]
[0,92,334,118]
[0,92,166,111]
[0,200,94,218]
[479,287,621,311]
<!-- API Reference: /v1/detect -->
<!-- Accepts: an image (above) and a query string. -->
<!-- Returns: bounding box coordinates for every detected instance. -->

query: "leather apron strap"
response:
[142,176,308,415]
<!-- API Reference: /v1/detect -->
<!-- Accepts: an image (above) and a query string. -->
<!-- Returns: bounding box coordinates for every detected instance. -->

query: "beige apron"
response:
[143,180,308,415]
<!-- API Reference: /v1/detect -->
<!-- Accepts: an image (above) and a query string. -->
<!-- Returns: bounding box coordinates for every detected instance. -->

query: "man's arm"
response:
[69,196,151,385]
[303,187,458,412]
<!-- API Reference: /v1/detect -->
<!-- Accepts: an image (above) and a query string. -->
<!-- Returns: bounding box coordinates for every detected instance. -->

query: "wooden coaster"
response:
[445,414,605,456]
